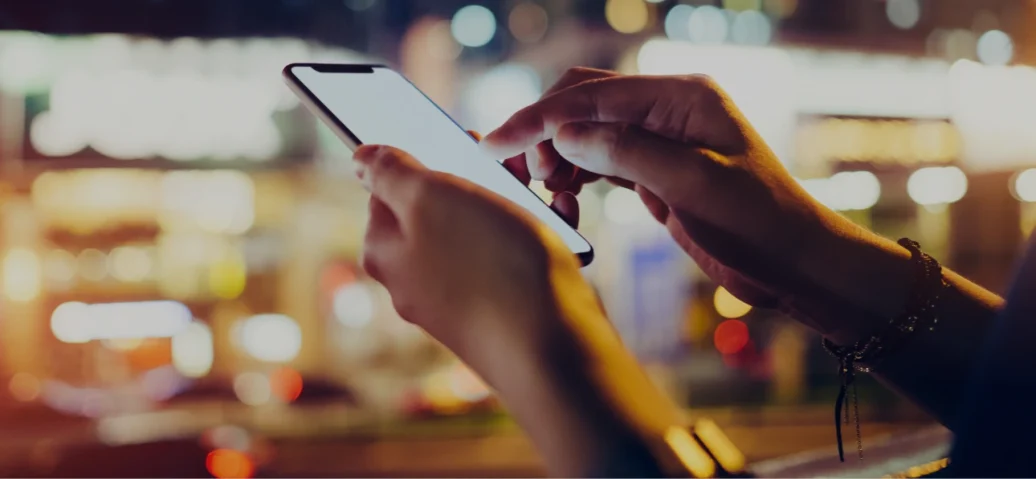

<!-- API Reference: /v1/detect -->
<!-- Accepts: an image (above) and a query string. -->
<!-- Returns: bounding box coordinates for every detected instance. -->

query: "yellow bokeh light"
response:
[109,246,152,282]
[606,0,650,34]
[3,248,42,302]
[208,250,247,300]
[713,287,752,319]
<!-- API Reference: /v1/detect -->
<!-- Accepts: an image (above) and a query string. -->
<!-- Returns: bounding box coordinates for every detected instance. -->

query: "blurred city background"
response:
[0,0,1033,476]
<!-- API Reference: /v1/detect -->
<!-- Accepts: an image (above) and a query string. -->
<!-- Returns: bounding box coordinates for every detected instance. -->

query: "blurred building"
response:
[0,0,1034,475]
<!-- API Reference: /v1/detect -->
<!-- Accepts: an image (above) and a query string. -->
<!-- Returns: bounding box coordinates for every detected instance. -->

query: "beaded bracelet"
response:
[822,238,950,462]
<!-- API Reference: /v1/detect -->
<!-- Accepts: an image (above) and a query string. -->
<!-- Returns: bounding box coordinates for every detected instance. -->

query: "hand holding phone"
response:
[283,63,594,264]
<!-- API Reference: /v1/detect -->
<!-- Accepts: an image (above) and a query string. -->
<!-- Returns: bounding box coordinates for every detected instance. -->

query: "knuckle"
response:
[607,124,634,158]
[683,74,724,101]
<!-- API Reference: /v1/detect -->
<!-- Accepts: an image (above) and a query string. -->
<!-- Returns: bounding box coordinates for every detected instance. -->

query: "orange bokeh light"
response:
[714,320,749,355]
[270,367,303,403]
[206,449,254,479]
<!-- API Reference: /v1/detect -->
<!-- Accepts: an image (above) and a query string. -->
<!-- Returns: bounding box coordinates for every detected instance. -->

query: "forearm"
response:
[464,327,666,477]
[794,214,1004,427]
[455,277,690,477]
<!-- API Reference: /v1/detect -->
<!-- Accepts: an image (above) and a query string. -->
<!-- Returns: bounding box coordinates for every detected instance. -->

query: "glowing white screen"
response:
[291,66,591,257]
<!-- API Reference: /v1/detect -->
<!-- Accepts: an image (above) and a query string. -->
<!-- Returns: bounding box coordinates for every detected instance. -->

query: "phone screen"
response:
[287,65,593,262]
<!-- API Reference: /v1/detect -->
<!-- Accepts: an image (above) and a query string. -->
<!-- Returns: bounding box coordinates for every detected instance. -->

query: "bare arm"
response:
[796,218,1004,427]
[484,69,1005,429]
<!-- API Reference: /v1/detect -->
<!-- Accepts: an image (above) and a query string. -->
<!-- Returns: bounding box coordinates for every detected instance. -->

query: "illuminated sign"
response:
[0,33,367,167]
[794,117,960,176]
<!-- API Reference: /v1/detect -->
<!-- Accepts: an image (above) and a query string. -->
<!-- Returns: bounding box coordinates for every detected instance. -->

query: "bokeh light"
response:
[234,372,272,406]
[886,0,921,30]
[664,5,695,40]
[1013,169,1036,202]
[333,282,376,328]
[3,248,42,302]
[508,2,549,43]
[713,287,753,319]
[907,166,968,205]
[714,319,750,355]
[240,314,303,363]
[976,30,1013,66]
[50,301,93,344]
[762,0,797,19]
[731,10,772,45]
[8,373,42,402]
[171,321,214,378]
[109,246,152,282]
[206,449,255,479]
[451,5,497,48]
[688,5,729,44]
[270,366,304,403]
[798,171,881,211]
[77,248,108,282]
[51,300,192,343]
[606,0,650,34]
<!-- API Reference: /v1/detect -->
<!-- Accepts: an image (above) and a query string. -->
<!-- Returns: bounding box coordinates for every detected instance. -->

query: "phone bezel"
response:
[283,62,595,266]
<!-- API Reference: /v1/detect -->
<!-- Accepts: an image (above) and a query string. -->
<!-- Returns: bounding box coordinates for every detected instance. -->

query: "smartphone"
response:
[283,63,594,265]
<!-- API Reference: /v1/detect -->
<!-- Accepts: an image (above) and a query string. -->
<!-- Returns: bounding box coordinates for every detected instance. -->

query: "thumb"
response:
[552,122,710,204]
[354,145,429,215]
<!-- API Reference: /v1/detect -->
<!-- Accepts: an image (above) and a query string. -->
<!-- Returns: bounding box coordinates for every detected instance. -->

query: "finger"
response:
[481,75,705,157]
[551,122,711,204]
[524,146,555,181]
[606,177,637,190]
[543,148,577,192]
[354,145,428,215]
[526,68,617,182]
[567,167,603,193]
[362,197,404,285]
[636,185,670,224]
[550,191,580,228]
[503,155,532,186]
[543,67,618,97]
[467,130,482,141]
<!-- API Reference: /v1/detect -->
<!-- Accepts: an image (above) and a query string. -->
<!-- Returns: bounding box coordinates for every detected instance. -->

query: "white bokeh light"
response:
[688,5,729,44]
[886,0,921,30]
[1013,169,1036,202]
[731,10,772,45]
[665,5,695,40]
[51,302,93,344]
[907,166,968,205]
[333,283,376,328]
[976,30,1013,66]
[171,322,214,378]
[451,5,497,48]
[240,314,303,363]
[799,171,881,211]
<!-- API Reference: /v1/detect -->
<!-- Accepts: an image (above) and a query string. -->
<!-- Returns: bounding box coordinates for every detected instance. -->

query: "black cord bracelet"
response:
[822,238,949,462]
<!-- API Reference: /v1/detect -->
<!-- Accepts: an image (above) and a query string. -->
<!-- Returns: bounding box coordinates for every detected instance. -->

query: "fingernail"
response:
[354,162,367,181]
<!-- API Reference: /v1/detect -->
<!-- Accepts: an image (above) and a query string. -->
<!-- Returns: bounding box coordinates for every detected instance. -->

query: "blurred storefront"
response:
[0,0,1034,475]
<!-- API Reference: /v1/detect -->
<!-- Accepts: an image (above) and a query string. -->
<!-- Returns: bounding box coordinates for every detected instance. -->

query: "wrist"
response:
[787,211,915,343]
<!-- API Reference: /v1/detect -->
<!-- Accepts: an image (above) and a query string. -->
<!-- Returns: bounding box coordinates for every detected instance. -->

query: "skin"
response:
[355,68,1005,475]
